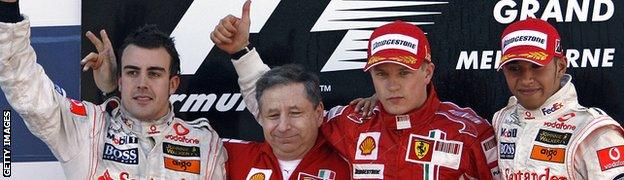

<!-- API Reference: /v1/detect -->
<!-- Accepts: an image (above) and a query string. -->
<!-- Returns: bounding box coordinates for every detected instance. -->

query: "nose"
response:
[276,116,291,133]
[136,74,149,90]
[519,69,535,85]
[386,77,401,92]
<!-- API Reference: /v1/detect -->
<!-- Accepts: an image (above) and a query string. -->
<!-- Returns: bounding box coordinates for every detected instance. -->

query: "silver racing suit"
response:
[0,17,226,179]
[492,74,624,179]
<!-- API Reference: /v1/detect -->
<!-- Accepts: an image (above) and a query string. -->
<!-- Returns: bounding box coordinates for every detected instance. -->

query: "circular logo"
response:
[610,147,621,160]
[174,123,190,136]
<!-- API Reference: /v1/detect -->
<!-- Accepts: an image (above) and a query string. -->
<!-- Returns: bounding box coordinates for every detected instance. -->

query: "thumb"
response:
[241,0,251,24]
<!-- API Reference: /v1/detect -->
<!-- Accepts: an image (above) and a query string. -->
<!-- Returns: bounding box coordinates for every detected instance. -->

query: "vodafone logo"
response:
[610,147,621,160]
[174,123,190,136]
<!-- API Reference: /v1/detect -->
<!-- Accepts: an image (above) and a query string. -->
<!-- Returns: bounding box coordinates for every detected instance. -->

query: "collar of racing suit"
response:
[374,83,441,131]
[107,99,175,138]
[259,131,328,165]
[511,74,581,122]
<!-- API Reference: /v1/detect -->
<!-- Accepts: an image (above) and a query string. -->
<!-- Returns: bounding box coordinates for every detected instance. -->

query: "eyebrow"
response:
[122,65,166,72]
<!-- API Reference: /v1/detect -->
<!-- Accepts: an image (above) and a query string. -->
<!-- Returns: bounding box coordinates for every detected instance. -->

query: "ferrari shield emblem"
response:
[415,140,430,159]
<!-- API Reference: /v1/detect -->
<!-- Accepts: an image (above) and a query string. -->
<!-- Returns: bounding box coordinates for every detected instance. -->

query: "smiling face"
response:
[118,45,179,121]
[501,58,566,110]
[370,62,434,115]
[258,83,324,160]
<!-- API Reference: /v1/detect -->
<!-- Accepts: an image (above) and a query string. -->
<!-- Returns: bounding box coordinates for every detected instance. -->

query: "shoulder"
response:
[435,102,494,139]
[175,117,218,134]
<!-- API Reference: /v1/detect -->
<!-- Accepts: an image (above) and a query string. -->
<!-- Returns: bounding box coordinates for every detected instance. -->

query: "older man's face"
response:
[258,83,323,160]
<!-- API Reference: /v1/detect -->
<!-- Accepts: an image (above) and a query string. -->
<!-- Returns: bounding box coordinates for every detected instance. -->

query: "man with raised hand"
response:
[493,18,624,179]
[0,1,226,179]
[211,1,500,179]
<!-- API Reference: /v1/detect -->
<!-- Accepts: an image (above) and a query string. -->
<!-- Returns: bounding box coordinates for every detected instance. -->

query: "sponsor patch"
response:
[297,169,336,180]
[395,115,411,130]
[481,135,498,164]
[524,111,535,120]
[557,113,575,122]
[405,134,462,170]
[501,30,548,53]
[163,142,200,157]
[490,166,501,179]
[503,167,565,180]
[534,129,571,145]
[102,143,138,164]
[543,121,576,131]
[106,131,138,145]
[500,128,517,138]
[597,145,624,171]
[246,168,272,180]
[370,34,419,56]
[355,132,380,160]
[163,157,200,174]
[352,164,384,179]
[69,99,87,116]
[499,142,515,159]
[541,102,563,116]
[173,123,190,135]
[530,145,565,163]
[54,84,66,97]
[147,125,160,135]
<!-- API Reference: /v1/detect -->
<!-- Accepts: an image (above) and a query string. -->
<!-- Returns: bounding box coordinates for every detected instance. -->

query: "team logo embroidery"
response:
[405,132,463,170]
[414,140,430,159]
[524,111,535,120]
[557,113,575,122]
[355,132,380,160]
[359,136,376,155]
[597,145,624,171]
[246,168,272,180]
[69,99,87,116]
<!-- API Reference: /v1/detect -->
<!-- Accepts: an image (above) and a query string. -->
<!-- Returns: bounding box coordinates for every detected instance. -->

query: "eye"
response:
[531,64,542,69]
[399,70,411,76]
[504,65,520,73]
[290,111,303,117]
[148,71,162,78]
[125,70,138,77]
[266,113,279,120]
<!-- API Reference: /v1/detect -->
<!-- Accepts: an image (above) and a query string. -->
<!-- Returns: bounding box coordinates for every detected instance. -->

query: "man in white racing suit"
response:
[493,18,624,179]
[0,1,226,179]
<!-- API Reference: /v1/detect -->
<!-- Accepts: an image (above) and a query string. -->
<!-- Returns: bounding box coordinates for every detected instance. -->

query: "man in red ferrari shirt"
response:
[212,2,500,177]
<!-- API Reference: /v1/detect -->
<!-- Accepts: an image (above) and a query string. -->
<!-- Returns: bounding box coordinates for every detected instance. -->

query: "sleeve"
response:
[467,125,501,180]
[210,144,228,180]
[574,125,624,179]
[0,18,98,162]
[320,105,356,156]
[230,48,270,121]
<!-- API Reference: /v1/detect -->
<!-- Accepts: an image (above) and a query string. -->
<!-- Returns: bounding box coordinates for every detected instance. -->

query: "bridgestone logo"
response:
[501,30,548,53]
[372,39,416,51]
[370,34,419,55]
[355,169,380,174]
[503,36,544,48]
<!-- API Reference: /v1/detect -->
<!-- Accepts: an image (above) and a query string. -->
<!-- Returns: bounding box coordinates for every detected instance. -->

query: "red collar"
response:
[377,84,441,130]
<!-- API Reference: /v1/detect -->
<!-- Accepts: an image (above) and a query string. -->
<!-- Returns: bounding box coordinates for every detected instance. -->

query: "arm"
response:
[574,125,624,179]
[468,127,500,180]
[0,2,97,162]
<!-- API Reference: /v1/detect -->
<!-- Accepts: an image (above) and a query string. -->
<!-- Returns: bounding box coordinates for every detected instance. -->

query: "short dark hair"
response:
[119,24,180,77]
[255,64,322,109]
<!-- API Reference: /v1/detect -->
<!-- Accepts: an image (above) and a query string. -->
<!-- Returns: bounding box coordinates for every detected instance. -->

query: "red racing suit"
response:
[224,136,350,180]
[232,49,500,179]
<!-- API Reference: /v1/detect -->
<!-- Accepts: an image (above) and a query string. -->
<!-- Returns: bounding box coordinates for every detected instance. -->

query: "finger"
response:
[362,101,371,116]
[241,0,251,24]
[213,30,233,44]
[217,24,233,38]
[85,31,104,52]
[100,30,113,49]
[80,52,99,65]
[210,31,222,44]
[82,61,94,72]
[222,18,237,33]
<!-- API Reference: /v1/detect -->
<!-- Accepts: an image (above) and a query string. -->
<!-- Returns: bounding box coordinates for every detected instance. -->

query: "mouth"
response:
[517,88,540,96]
[132,95,153,104]
[386,97,404,104]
